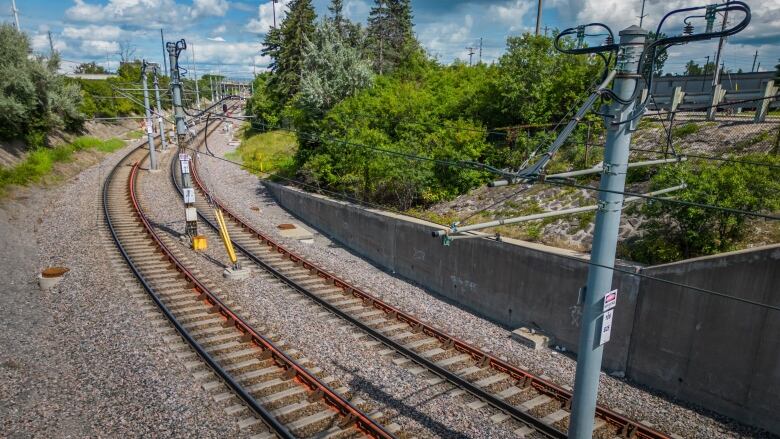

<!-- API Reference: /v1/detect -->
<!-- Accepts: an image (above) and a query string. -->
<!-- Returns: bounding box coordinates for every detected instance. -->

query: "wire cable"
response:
[185,134,780,313]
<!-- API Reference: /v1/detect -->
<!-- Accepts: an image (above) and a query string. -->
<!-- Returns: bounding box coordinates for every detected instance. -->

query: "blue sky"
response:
[6,0,779,80]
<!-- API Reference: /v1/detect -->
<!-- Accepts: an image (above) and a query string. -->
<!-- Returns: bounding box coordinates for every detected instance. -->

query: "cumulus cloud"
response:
[418,14,476,61]
[488,0,533,31]
[190,0,229,19]
[30,33,69,53]
[246,0,292,34]
[62,24,123,41]
[192,40,269,66]
[207,36,226,42]
[66,0,228,26]
[80,39,120,54]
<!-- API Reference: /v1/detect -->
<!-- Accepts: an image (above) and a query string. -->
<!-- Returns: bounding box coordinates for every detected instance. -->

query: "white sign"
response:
[182,188,195,204]
[145,119,154,134]
[603,289,618,312]
[178,153,190,162]
[180,160,190,174]
[599,309,614,345]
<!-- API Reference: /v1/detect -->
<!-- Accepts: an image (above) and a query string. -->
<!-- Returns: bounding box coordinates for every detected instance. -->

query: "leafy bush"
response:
[625,154,780,263]
[0,24,84,142]
[671,122,699,139]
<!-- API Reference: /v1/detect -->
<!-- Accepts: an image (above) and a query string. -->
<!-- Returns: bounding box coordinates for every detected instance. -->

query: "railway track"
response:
[180,108,672,439]
[104,130,394,438]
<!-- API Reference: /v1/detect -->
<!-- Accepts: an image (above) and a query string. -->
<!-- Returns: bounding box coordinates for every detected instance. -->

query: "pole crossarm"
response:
[433,184,685,240]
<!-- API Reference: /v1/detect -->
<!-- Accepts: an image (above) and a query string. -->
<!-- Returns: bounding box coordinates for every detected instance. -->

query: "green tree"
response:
[0,24,83,143]
[484,33,599,127]
[367,0,417,74]
[627,155,780,263]
[265,0,317,102]
[298,21,373,113]
[685,60,703,76]
[74,62,107,74]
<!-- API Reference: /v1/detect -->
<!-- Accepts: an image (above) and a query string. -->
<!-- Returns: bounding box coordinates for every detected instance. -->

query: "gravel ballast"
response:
[0,143,236,438]
[190,127,775,439]
[140,131,525,438]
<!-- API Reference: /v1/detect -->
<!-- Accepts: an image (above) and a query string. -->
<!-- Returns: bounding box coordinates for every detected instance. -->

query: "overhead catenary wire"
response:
[183,127,780,313]
[188,106,780,222]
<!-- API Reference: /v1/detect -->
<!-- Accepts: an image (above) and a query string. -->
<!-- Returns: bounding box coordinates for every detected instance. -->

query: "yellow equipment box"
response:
[192,235,208,251]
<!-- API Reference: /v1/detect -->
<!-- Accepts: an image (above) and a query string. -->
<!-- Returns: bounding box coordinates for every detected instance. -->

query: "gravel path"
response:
[191,128,776,439]
[140,131,526,438]
[0,143,236,438]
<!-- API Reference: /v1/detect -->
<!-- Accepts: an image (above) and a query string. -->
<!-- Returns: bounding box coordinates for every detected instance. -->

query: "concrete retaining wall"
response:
[264,181,780,434]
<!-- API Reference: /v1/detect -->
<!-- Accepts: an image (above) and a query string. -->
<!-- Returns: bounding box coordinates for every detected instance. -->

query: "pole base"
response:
[223,267,250,280]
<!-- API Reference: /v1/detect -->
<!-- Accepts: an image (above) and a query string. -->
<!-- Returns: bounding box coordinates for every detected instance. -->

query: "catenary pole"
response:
[166,40,188,138]
[140,61,157,170]
[152,65,168,151]
[708,3,729,120]
[535,0,542,36]
[11,0,20,30]
[567,25,647,439]
[160,29,168,74]
[192,42,201,109]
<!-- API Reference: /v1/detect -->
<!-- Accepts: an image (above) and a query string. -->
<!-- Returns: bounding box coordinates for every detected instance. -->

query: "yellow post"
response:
[213,207,238,266]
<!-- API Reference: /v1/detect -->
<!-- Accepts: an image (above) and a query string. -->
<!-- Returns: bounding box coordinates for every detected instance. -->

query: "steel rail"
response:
[186,121,671,439]
[103,143,292,438]
[171,106,395,439]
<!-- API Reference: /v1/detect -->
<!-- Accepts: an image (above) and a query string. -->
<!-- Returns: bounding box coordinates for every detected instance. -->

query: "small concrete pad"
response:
[276,222,314,242]
[223,267,250,280]
[511,327,552,350]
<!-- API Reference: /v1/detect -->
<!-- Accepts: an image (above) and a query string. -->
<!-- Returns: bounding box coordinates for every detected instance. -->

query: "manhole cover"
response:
[41,267,69,278]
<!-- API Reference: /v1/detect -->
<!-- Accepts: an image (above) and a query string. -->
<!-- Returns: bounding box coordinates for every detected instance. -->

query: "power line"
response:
[181,135,780,313]
[196,106,780,222]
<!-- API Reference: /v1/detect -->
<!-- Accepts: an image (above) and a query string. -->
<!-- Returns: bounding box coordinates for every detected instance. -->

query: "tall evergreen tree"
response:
[329,0,344,32]
[366,0,417,74]
[263,0,316,101]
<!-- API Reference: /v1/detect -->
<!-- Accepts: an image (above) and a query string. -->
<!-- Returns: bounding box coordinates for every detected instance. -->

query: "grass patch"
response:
[733,131,770,151]
[671,122,700,139]
[125,129,144,140]
[0,136,126,196]
[229,128,297,175]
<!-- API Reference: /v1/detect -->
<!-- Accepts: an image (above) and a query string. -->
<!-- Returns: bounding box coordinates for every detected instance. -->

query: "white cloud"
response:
[66,0,178,26]
[344,0,370,22]
[207,36,226,42]
[192,40,268,66]
[30,33,69,53]
[488,0,534,31]
[190,0,229,19]
[80,39,120,54]
[246,0,292,34]
[66,0,229,26]
[418,14,476,62]
[213,24,227,34]
[62,25,123,41]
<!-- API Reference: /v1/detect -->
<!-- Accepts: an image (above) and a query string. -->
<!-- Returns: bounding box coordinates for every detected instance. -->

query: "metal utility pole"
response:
[11,0,20,30]
[152,65,167,151]
[751,50,758,72]
[191,43,201,109]
[479,37,483,64]
[465,46,475,66]
[166,39,188,139]
[272,0,278,28]
[638,0,647,27]
[535,0,542,36]
[708,4,729,120]
[160,29,168,74]
[568,25,647,439]
[210,76,215,102]
[140,61,157,171]
[47,31,54,56]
